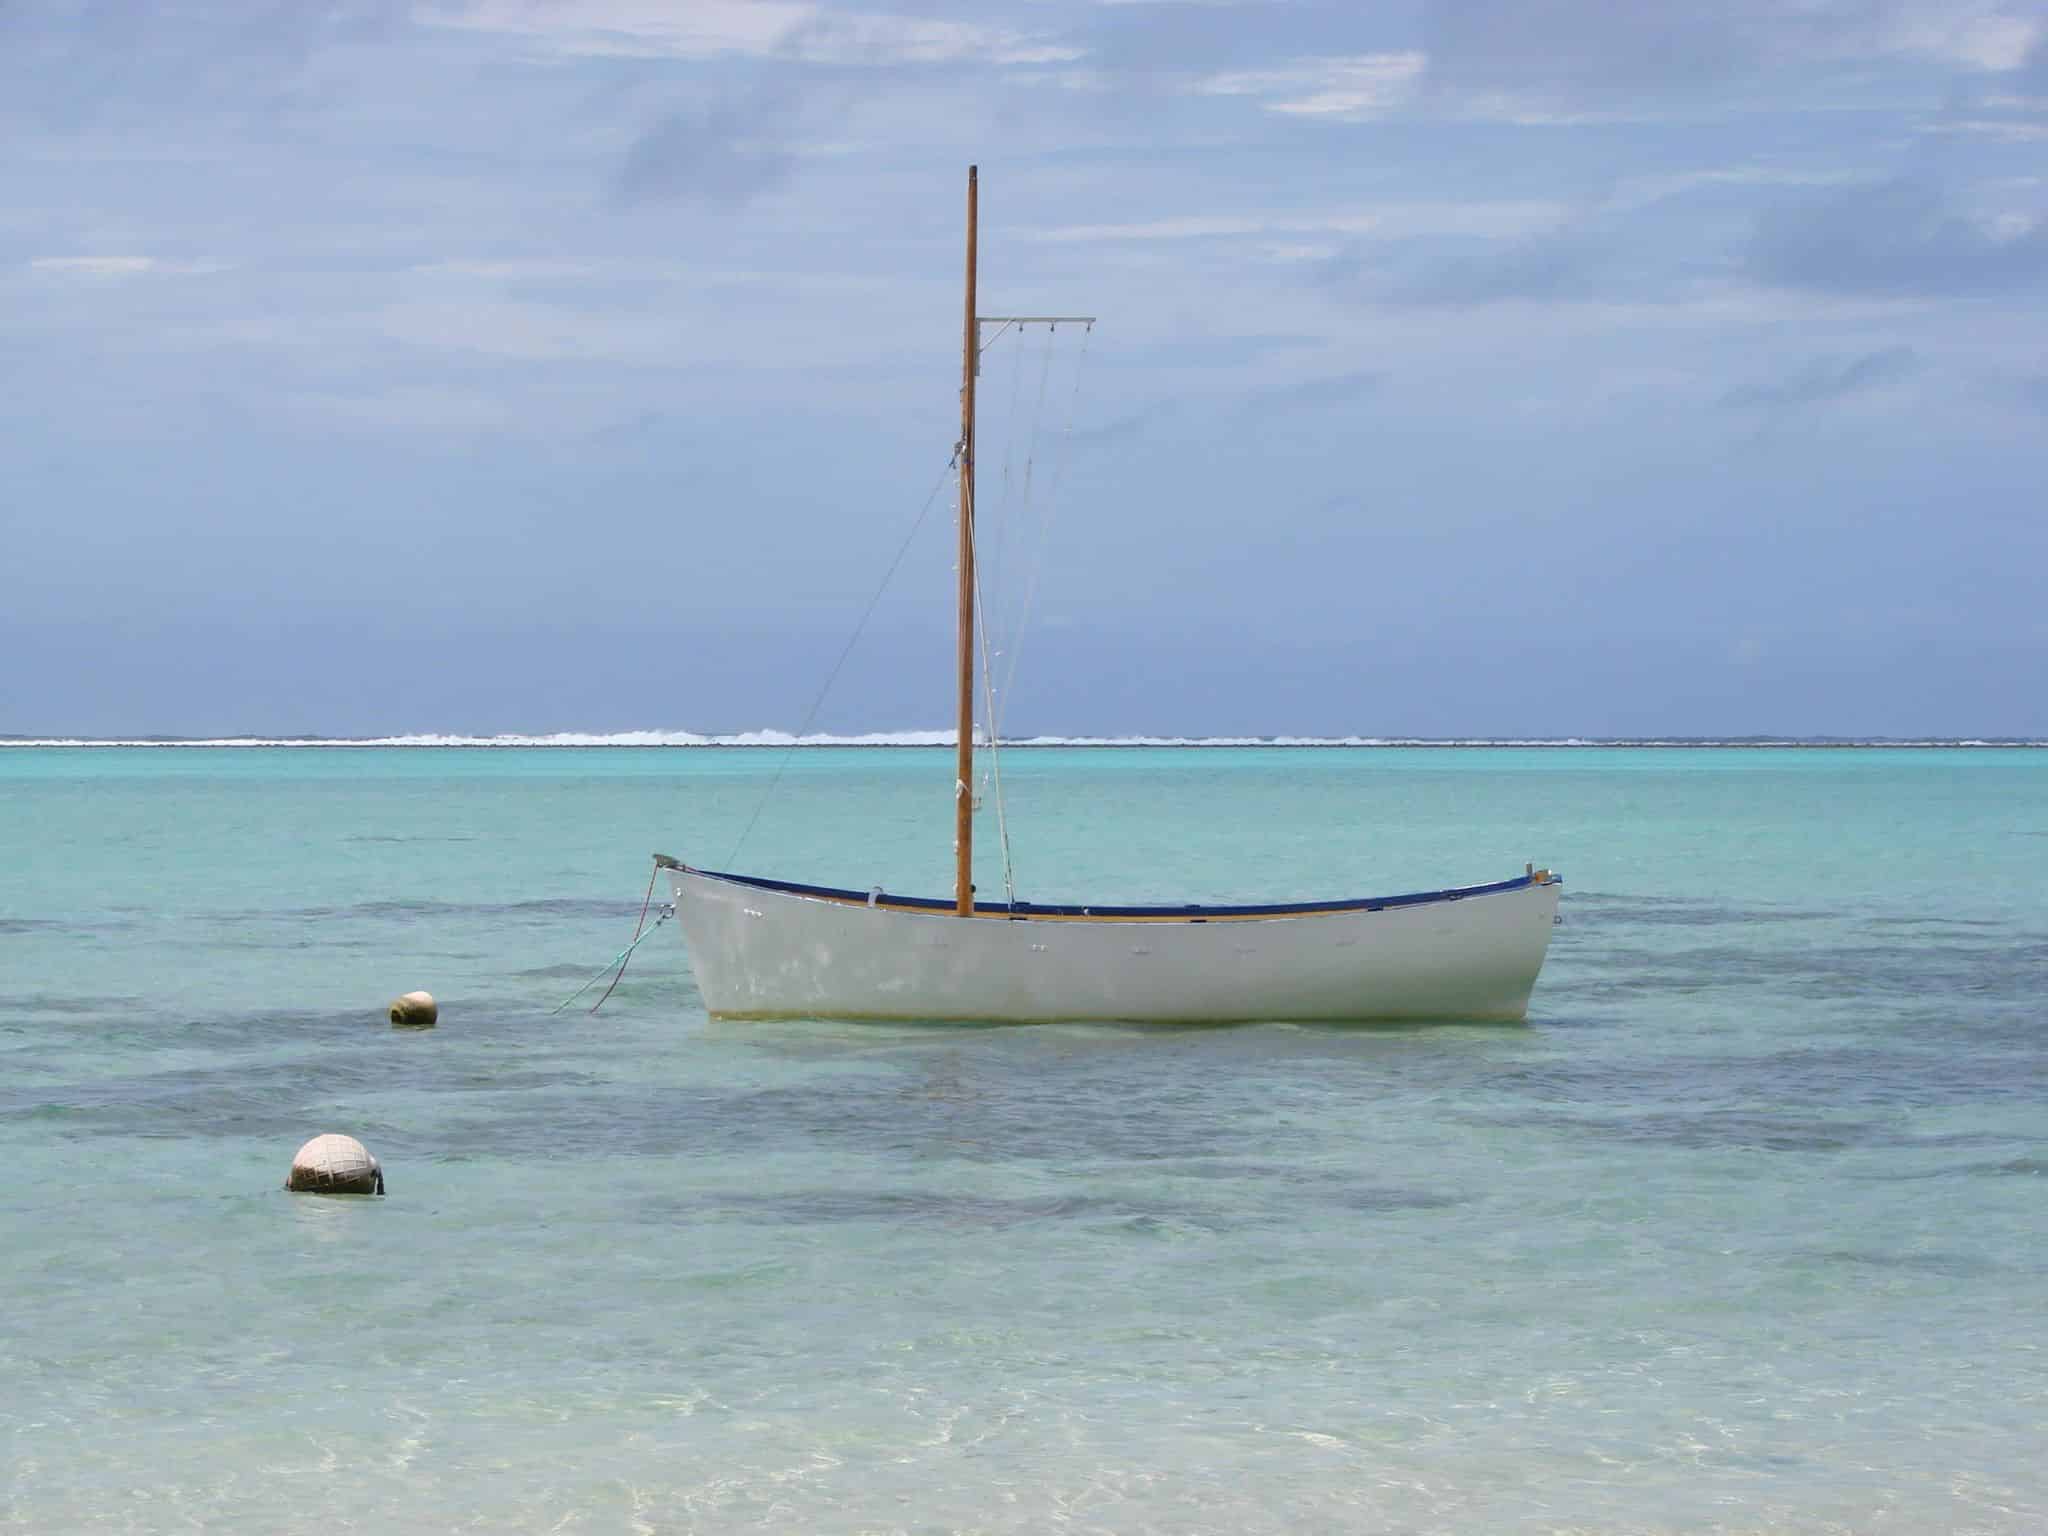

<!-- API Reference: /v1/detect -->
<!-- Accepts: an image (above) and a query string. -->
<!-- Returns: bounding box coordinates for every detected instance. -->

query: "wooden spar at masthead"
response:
[954,166,979,916]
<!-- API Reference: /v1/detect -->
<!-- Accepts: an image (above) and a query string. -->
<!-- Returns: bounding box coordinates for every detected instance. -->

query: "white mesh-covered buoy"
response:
[389,991,437,1028]
[285,1134,385,1195]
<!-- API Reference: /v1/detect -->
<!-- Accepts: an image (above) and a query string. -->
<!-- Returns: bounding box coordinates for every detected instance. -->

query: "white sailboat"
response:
[660,167,1561,1024]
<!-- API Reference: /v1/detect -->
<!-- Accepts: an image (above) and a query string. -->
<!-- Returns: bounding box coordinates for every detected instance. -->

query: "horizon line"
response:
[5,733,2046,750]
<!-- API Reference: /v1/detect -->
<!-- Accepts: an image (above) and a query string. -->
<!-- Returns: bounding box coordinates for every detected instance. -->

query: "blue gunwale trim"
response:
[685,866,1553,918]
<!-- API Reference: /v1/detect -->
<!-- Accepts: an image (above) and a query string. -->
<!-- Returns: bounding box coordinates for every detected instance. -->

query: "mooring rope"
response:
[553,865,673,1016]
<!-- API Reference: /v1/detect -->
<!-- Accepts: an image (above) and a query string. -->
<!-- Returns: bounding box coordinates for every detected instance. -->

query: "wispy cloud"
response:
[1035,202,1567,244]
[1748,177,2048,296]
[1606,166,1872,213]
[428,0,1078,66]
[1243,368,1384,415]
[1416,0,2044,121]
[423,0,793,59]
[1923,117,2048,142]
[372,298,674,362]
[1720,346,1920,410]
[408,260,604,280]
[1874,6,2040,72]
[612,83,805,209]
[31,256,159,276]
[29,256,226,277]
[1421,1,1756,98]
[288,385,513,431]
[1035,216,1354,244]
[1373,231,1616,307]
[1198,51,1426,120]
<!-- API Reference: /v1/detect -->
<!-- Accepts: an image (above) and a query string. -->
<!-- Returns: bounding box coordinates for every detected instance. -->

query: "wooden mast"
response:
[954,165,979,916]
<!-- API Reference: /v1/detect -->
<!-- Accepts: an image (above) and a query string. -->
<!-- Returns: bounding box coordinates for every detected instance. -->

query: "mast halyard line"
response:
[954,166,980,917]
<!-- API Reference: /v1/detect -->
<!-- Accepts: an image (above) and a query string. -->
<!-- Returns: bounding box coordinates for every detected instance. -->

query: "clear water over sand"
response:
[3,746,2043,1532]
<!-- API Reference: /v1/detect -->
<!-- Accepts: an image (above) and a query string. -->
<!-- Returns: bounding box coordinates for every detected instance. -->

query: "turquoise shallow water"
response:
[2,745,2044,1533]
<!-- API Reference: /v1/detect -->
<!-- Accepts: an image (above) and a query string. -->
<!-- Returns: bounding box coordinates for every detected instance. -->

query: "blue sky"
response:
[3,0,2045,737]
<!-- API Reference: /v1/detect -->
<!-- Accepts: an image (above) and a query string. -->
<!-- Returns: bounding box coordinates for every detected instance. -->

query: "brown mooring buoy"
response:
[285,1133,385,1195]
[389,990,437,1028]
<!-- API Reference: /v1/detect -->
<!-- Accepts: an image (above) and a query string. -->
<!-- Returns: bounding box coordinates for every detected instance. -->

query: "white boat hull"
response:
[665,864,1561,1024]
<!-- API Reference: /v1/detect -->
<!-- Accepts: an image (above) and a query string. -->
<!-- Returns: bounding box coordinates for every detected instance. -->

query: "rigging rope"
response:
[963,319,1097,878]
[719,322,1094,896]
[991,316,1027,649]
[987,324,1058,762]
[971,546,1018,909]
[995,321,1092,740]
[1014,325,1057,565]
[724,455,955,868]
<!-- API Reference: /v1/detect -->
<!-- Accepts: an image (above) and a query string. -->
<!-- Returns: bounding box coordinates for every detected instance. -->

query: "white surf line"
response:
[6,735,2044,749]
